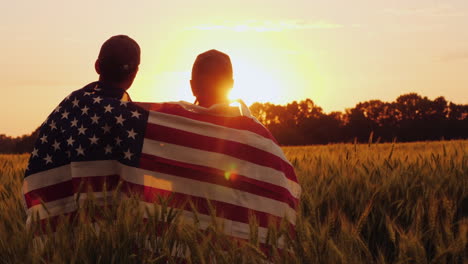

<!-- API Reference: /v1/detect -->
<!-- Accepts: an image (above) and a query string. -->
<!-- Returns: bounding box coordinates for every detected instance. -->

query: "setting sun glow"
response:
[1,1,468,136]
[129,29,315,107]
[229,54,288,105]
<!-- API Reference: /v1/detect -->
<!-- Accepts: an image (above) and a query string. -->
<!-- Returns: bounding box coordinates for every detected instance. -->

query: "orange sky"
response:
[1,0,468,136]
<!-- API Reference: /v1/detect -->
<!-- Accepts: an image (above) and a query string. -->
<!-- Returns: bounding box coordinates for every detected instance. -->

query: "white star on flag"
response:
[104,145,112,154]
[81,105,90,116]
[93,96,103,104]
[78,125,87,135]
[120,101,128,107]
[49,120,57,130]
[39,135,48,144]
[70,118,79,127]
[43,154,53,164]
[115,137,123,146]
[67,136,75,146]
[115,115,125,126]
[102,124,112,134]
[52,140,61,151]
[90,114,100,124]
[61,111,70,119]
[131,110,141,119]
[54,105,62,113]
[89,134,99,145]
[72,98,80,108]
[76,145,85,156]
[31,148,39,157]
[124,149,133,160]
[104,104,114,113]
[127,129,138,139]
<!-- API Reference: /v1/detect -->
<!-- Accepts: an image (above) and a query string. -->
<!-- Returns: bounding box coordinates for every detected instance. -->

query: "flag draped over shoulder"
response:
[23,83,301,242]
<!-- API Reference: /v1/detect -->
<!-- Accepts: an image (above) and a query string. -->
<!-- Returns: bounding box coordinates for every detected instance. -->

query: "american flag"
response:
[23,82,301,243]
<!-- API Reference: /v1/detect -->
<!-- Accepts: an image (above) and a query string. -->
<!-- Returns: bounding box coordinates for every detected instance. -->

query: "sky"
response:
[1,0,467,136]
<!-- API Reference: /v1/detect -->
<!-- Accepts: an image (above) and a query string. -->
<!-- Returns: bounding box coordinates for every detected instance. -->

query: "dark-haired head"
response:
[95,35,141,90]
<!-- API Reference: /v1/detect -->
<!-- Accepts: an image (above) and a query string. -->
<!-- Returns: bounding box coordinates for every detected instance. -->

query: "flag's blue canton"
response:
[25,84,149,177]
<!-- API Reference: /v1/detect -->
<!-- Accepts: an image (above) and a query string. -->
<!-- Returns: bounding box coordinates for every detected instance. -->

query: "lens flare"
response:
[224,164,238,180]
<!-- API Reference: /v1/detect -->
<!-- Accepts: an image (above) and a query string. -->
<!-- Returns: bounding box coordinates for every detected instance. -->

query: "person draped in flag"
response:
[180,49,300,241]
[22,38,300,247]
[22,35,142,226]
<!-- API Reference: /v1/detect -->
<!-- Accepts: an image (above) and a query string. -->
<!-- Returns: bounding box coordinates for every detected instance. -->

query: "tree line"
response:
[1,93,467,153]
[0,128,40,154]
[251,93,467,145]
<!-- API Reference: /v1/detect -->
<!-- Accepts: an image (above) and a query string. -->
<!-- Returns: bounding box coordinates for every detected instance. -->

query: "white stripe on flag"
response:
[148,111,289,163]
[26,192,113,225]
[23,160,119,191]
[142,139,301,199]
[23,164,72,193]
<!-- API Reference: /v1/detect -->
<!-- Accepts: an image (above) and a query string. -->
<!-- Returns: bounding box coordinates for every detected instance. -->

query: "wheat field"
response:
[0,141,467,263]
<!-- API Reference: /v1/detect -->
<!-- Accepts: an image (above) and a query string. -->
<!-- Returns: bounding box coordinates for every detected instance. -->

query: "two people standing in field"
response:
[22,35,300,245]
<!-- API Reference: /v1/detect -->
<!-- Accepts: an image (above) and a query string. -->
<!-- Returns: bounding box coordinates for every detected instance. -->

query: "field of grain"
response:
[0,141,467,263]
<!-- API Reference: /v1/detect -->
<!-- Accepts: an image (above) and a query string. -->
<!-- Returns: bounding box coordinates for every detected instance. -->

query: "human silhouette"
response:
[190,49,234,107]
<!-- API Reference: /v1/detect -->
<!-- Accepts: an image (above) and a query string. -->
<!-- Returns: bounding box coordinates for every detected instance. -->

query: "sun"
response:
[228,55,286,106]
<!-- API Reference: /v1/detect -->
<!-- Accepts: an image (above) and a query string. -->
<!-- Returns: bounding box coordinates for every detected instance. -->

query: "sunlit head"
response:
[190,49,234,107]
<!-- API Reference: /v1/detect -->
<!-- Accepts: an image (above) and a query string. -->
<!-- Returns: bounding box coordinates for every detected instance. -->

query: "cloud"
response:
[187,20,347,32]
[384,4,464,17]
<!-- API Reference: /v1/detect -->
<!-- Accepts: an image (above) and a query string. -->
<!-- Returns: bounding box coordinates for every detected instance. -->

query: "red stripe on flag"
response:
[144,123,297,182]
[136,102,277,143]
[24,180,73,208]
[139,153,298,209]
[124,181,286,228]
[24,175,120,208]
